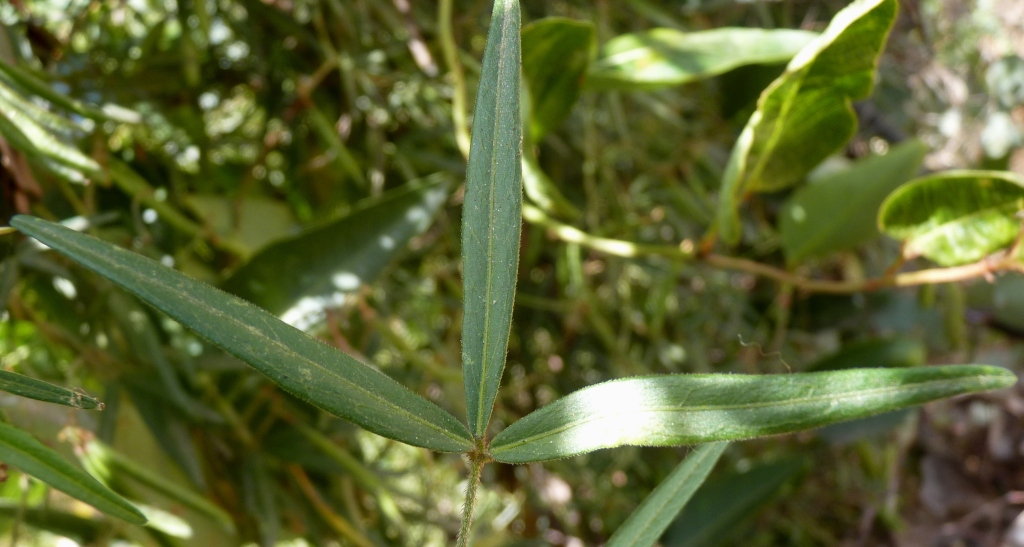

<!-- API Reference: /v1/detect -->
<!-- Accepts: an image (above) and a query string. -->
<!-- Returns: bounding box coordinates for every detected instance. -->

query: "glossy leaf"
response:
[521,17,595,139]
[0,422,146,524]
[223,175,449,328]
[606,442,727,547]
[11,215,474,453]
[0,369,102,409]
[716,0,897,245]
[587,28,817,91]
[489,365,1015,463]
[661,457,806,547]
[780,140,927,263]
[878,170,1024,266]
[462,0,523,438]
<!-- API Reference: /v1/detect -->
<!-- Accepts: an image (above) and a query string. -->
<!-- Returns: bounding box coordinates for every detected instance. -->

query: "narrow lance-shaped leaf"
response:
[11,215,473,453]
[878,170,1024,266]
[606,442,727,547]
[716,0,897,245]
[0,370,102,409]
[779,140,927,264]
[489,366,1015,463]
[0,422,146,524]
[462,0,523,438]
[223,175,449,328]
[587,28,817,91]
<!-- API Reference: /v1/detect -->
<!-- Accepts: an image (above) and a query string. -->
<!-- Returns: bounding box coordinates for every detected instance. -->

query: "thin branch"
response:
[456,452,486,547]
[523,204,1024,295]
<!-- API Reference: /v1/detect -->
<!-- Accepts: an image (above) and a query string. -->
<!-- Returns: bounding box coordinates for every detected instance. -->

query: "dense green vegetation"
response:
[0,0,1023,545]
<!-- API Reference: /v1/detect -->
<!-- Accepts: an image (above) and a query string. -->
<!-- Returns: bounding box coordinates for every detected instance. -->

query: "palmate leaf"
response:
[878,170,1024,266]
[606,443,727,547]
[0,369,102,409]
[11,215,473,453]
[587,28,817,91]
[0,422,145,524]
[716,0,897,245]
[462,0,523,438]
[489,366,1015,463]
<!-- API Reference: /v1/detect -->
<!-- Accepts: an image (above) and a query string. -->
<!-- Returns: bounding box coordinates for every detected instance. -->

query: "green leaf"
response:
[183,194,295,256]
[716,0,897,245]
[661,457,806,547]
[79,438,235,533]
[10,215,473,453]
[0,499,105,543]
[223,175,449,326]
[522,148,581,220]
[0,59,138,123]
[878,170,1024,266]
[0,422,146,524]
[587,28,817,91]
[521,17,595,140]
[0,370,102,409]
[780,140,927,263]
[489,366,1014,463]
[606,443,727,547]
[462,0,523,438]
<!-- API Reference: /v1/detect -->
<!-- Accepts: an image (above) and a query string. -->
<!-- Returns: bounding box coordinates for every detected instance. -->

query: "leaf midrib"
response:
[491,375,992,453]
[22,220,470,449]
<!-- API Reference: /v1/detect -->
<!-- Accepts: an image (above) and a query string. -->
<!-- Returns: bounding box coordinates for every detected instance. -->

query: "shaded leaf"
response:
[878,170,1024,266]
[183,194,296,255]
[661,457,806,547]
[11,215,474,453]
[0,422,146,524]
[0,369,102,409]
[489,366,1015,463]
[223,175,448,328]
[462,0,523,438]
[780,140,927,263]
[521,17,595,139]
[522,148,580,219]
[588,28,817,91]
[607,442,727,547]
[717,0,897,245]
[0,499,105,543]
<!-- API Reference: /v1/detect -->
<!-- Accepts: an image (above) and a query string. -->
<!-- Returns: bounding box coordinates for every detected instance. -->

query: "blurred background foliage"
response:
[0,0,1022,546]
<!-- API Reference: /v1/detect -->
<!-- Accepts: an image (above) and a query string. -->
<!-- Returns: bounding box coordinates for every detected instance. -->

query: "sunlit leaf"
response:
[0,370,102,409]
[223,175,449,328]
[11,215,474,453]
[607,442,727,547]
[878,170,1024,266]
[587,28,817,91]
[0,422,146,524]
[521,17,595,139]
[462,0,523,438]
[716,0,897,245]
[661,457,806,547]
[780,140,927,263]
[489,366,1015,463]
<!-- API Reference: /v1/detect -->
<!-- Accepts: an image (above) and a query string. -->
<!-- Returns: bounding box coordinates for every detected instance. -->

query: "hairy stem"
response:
[524,204,1024,295]
[456,453,486,547]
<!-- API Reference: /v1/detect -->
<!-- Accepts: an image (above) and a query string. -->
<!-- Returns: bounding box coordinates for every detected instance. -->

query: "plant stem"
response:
[456,453,486,547]
[524,204,1024,295]
[439,0,471,159]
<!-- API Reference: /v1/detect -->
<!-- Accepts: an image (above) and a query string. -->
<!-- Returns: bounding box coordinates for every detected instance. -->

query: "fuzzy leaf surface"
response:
[461,0,523,437]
